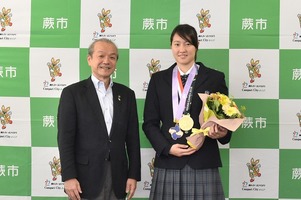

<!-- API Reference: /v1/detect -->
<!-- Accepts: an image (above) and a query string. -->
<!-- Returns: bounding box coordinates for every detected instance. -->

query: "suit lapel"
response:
[109,85,121,138]
[84,78,109,135]
[194,63,209,91]
[165,63,176,87]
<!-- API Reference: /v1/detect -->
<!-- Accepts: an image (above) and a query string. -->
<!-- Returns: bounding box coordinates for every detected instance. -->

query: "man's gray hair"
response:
[88,38,119,59]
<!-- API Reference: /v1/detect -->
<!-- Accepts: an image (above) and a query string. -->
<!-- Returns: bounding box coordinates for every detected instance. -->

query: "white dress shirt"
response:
[91,75,113,135]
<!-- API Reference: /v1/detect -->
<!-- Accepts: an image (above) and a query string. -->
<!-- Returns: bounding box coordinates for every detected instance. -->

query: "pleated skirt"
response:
[149,165,225,200]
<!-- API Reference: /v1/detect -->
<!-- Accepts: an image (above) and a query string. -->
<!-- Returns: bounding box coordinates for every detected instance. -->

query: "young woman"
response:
[143,24,231,200]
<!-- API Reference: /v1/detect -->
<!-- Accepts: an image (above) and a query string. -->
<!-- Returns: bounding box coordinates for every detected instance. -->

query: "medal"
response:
[171,65,198,139]
[169,124,183,140]
[178,114,194,131]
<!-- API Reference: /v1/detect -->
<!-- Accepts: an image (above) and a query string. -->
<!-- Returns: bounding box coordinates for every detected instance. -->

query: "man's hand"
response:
[64,178,82,200]
[126,178,137,199]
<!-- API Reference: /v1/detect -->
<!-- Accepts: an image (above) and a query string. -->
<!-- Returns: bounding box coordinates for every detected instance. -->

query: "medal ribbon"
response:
[172,65,197,123]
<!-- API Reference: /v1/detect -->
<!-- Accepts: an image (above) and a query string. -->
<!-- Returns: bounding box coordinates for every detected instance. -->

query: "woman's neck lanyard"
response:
[172,65,198,133]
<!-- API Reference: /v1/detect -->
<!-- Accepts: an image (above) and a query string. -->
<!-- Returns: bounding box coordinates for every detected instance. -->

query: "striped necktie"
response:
[181,74,189,86]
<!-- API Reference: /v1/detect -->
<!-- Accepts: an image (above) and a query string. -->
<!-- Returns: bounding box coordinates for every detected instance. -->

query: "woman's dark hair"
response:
[170,24,199,60]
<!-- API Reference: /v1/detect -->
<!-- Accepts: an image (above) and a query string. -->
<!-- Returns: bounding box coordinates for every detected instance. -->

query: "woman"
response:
[142,24,231,200]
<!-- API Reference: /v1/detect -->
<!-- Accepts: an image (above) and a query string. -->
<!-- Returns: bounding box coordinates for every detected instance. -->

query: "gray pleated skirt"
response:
[149,165,225,200]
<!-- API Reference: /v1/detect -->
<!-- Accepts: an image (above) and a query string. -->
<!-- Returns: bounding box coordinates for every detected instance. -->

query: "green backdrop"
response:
[1,0,301,199]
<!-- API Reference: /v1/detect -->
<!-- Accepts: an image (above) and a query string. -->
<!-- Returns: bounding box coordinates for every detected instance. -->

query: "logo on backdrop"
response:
[196,9,211,33]
[242,157,266,191]
[196,8,215,42]
[246,58,261,83]
[293,14,301,42]
[247,158,261,182]
[43,57,66,91]
[143,157,154,191]
[47,57,62,82]
[49,156,61,181]
[0,105,13,129]
[147,58,161,78]
[44,156,64,190]
[0,7,13,32]
[98,8,112,33]
[93,8,115,41]
[0,7,16,41]
[292,111,301,141]
[0,104,17,139]
[143,58,161,91]
[242,58,266,92]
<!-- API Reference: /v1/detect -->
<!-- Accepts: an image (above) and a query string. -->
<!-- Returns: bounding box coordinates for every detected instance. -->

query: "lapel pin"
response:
[118,95,121,101]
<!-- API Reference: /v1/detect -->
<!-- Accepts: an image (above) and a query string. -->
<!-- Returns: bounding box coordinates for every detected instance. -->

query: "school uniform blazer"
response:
[57,77,141,199]
[143,62,232,169]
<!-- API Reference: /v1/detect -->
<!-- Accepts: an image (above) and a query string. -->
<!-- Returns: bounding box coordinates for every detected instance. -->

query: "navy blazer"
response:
[57,77,141,199]
[143,62,231,169]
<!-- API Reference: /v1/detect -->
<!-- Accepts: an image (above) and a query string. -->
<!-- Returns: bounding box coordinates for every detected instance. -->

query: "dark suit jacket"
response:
[143,62,232,169]
[57,77,141,199]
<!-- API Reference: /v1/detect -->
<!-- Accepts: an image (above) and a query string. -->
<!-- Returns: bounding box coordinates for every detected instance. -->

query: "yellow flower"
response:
[223,105,240,117]
[206,92,245,119]
[218,93,231,106]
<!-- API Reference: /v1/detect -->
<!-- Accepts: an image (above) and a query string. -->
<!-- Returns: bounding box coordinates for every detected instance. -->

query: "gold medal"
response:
[178,114,194,131]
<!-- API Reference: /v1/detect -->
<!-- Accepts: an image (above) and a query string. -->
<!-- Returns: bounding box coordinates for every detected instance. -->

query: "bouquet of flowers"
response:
[186,92,246,150]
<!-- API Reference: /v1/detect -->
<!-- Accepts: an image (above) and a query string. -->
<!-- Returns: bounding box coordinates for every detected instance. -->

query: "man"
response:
[57,38,141,200]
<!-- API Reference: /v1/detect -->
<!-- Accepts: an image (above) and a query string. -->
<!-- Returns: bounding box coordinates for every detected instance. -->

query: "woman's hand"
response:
[169,143,196,157]
[207,123,228,139]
